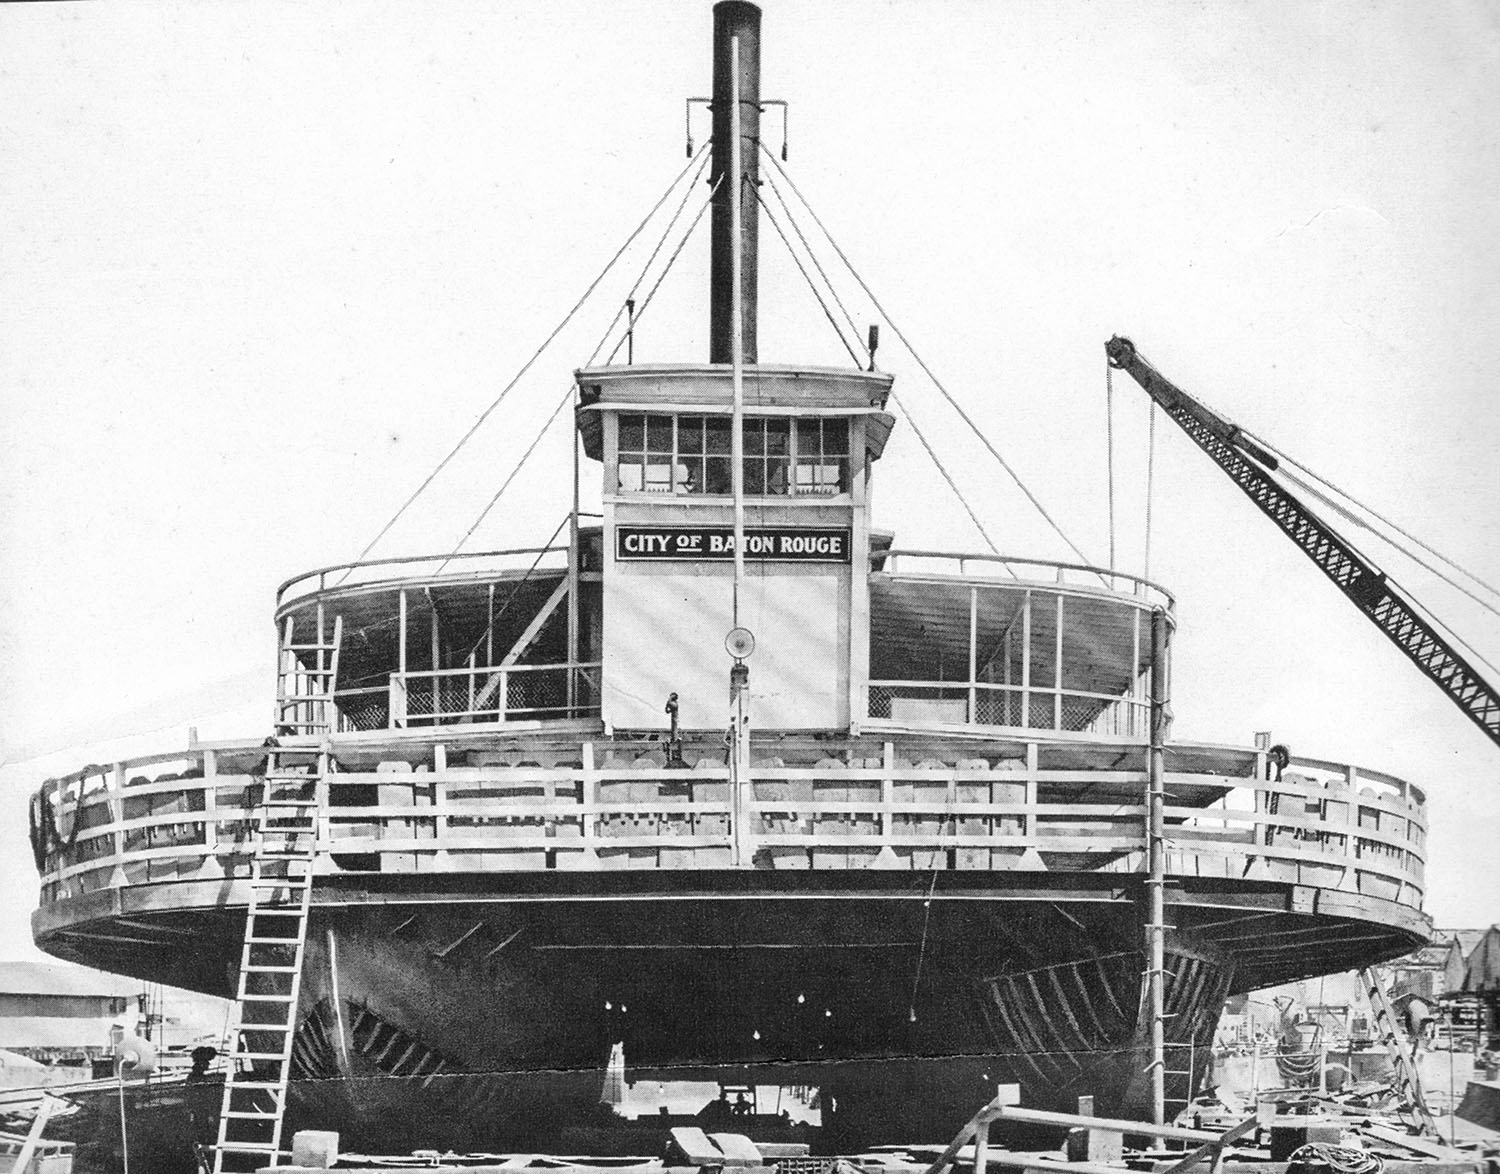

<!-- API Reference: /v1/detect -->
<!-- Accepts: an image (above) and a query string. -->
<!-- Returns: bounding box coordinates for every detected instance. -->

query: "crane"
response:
[1104,334,1500,750]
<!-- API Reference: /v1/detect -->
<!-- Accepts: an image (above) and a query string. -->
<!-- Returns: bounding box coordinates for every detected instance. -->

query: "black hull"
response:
[249,881,1234,1153]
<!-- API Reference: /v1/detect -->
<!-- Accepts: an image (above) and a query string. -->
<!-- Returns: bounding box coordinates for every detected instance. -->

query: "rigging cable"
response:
[437,386,575,573]
[1256,437,1500,608]
[584,147,715,367]
[1143,400,1157,581]
[461,513,573,664]
[441,181,721,562]
[759,143,1098,571]
[760,171,869,362]
[889,391,1006,563]
[341,142,712,582]
[1268,467,1500,681]
[1277,465,1500,623]
[907,869,941,1024]
[1106,356,1117,572]
[755,188,861,366]
[602,181,721,365]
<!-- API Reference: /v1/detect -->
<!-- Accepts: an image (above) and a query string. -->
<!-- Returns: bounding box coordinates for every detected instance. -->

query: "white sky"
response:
[1,0,1497,963]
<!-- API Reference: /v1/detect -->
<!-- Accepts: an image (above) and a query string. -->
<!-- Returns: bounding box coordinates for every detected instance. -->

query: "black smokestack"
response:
[709,1,760,364]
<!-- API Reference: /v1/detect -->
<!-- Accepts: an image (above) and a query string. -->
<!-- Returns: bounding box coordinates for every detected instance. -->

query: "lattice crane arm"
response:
[1104,334,1500,750]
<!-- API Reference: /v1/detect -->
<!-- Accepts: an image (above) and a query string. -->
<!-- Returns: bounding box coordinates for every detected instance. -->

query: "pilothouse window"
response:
[616,413,848,496]
[794,417,849,495]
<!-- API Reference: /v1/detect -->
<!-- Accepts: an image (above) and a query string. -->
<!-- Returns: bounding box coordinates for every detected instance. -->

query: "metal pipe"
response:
[730,31,745,621]
[709,1,760,363]
[1147,607,1172,1127]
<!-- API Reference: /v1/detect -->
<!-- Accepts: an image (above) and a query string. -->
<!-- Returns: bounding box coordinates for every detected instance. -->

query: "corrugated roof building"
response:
[0,961,140,1060]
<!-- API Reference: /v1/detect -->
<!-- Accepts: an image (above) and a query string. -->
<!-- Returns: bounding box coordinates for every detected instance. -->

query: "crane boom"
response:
[1105,334,1500,749]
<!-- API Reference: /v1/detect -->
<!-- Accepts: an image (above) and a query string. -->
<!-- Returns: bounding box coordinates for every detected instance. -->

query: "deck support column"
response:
[1146,607,1172,1128]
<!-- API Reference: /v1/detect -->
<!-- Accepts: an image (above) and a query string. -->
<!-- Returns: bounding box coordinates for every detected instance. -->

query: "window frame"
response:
[615,412,852,498]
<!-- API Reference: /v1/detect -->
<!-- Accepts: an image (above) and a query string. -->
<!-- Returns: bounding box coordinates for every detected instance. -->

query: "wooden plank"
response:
[920,1096,999,1174]
[1360,1124,1466,1160]
[1156,1115,1259,1174]
[982,1106,1222,1145]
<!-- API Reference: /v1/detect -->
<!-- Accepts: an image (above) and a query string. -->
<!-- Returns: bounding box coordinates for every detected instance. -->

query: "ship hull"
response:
[259,876,1231,1153]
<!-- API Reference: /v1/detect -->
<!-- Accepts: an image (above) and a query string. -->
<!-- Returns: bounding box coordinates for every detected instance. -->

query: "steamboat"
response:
[25,2,1432,1164]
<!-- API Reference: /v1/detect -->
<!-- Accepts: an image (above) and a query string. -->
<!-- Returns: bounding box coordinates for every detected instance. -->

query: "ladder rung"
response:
[238,993,300,1003]
[223,1109,283,1120]
[243,964,301,973]
[245,936,302,945]
[284,641,339,651]
[224,1078,287,1091]
[214,1140,281,1152]
[233,1052,291,1062]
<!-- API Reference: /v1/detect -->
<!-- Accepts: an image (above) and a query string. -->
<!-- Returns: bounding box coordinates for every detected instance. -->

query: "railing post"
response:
[968,586,978,726]
[1024,742,1038,842]
[203,749,218,855]
[882,742,895,844]
[389,676,407,729]
[1054,593,1064,730]
[1021,591,1032,729]
[110,763,126,888]
[582,741,598,859]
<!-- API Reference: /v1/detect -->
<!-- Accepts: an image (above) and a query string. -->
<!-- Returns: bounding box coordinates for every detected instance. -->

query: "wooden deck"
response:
[30,731,1429,992]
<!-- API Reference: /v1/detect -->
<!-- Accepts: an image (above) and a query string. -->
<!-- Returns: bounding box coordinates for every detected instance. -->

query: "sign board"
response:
[616,526,852,564]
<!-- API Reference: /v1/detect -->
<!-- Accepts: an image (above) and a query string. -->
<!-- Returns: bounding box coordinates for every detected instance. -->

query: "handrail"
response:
[31,743,1427,910]
[876,548,1175,609]
[275,544,573,607]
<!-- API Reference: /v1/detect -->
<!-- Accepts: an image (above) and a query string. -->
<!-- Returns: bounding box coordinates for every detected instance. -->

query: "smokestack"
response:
[709,1,760,364]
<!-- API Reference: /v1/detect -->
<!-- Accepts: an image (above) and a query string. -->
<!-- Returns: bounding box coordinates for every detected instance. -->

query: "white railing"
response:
[867,681,1150,738]
[30,742,1427,913]
[866,557,1163,737]
[275,544,575,609]
[874,549,1175,611]
[386,662,601,727]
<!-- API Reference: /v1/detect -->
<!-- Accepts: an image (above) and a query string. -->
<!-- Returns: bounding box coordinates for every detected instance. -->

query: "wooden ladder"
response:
[1361,967,1440,1137]
[275,609,343,737]
[213,612,339,1172]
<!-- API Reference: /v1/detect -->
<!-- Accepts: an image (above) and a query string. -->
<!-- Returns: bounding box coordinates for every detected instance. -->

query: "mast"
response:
[709,1,760,364]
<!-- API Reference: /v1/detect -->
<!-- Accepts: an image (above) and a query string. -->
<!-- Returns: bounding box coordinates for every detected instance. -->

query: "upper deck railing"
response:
[29,737,1427,918]
[867,550,1173,740]
[272,544,1171,739]
[873,549,1176,611]
[275,544,575,610]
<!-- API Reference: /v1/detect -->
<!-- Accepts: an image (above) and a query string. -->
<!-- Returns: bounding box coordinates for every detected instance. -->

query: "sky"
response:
[1,0,1497,965]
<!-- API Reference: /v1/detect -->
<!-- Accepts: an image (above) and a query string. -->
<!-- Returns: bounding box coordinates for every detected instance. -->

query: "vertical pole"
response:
[569,401,582,712]
[968,586,978,725]
[1131,607,1142,738]
[727,32,750,869]
[1003,630,1013,725]
[1020,592,1032,729]
[730,32,745,628]
[398,588,408,677]
[1053,594,1064,730]
[430,595,441,722]
[1147,607,1171,1128]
